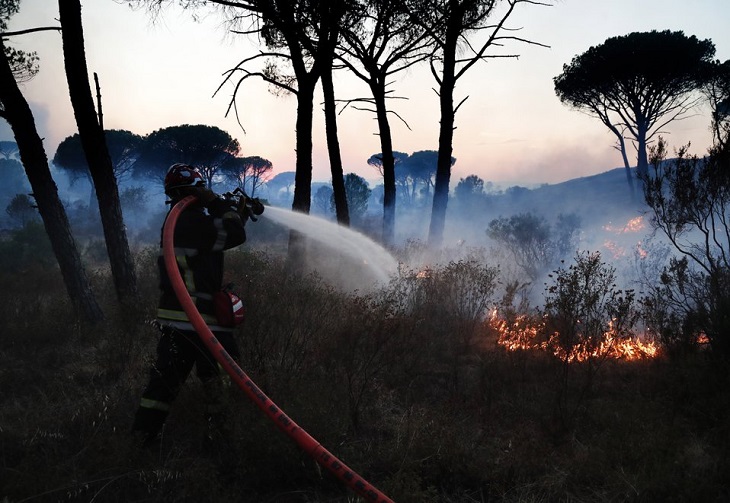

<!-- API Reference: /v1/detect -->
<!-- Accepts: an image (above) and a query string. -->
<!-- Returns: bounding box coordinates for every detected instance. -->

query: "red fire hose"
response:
[163,196,394,503]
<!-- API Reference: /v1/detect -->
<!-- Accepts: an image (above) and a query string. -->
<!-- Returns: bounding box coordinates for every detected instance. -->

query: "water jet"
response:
[262,206,399,290]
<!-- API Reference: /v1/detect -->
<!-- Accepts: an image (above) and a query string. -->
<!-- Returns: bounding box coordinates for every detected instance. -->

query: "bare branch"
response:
[429,57,441,86]
[454,95,469,115]
[206,0,260,11]
[339,94,408,111]
[388,109,413,130]
[213,50,295,98]
[352,104,378,113]
[229,28,262,36]
[1,26,61,38]
[455,54,520,64]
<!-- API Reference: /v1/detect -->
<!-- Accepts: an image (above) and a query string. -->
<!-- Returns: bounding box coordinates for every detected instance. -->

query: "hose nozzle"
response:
[221,188,265,222]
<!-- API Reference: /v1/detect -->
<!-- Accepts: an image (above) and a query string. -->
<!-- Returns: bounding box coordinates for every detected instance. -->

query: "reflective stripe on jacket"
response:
[157,198,246,328]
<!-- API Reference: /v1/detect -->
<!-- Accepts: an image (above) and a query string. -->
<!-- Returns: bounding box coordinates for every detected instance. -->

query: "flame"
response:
[602,215,649,259]
[624,216,646,232]
[602,239,626,260]
[490,311,543,352]
[416,267,432,279]
[602,216,646,234]
[490,311,659,362]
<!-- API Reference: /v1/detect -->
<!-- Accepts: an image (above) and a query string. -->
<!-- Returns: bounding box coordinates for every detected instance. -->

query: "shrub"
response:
[642,136,730,357]
[540,251,640,429]
[0,220,55,270]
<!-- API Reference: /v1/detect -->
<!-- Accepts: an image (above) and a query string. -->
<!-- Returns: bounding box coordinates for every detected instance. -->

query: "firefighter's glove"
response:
[236,197,264,222]
[236,197,252,223]
[189,186,218,206]
[206,195,239,217]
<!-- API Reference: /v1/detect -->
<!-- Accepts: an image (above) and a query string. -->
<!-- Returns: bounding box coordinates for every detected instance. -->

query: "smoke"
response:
[0,142,665,309]
[373,166,664,309]
[0,120,12,141]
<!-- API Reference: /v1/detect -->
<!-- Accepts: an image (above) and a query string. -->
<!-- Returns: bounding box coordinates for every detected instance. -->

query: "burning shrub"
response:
[641,256,713,357]
[541,251,640,363]
[538,251,641,428]
[490,280,544,357]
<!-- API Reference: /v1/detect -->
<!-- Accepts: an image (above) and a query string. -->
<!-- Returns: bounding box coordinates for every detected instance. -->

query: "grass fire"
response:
[491,311,660,362]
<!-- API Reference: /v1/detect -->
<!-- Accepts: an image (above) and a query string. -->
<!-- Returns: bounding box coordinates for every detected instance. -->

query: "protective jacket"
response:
[156,197,246,331]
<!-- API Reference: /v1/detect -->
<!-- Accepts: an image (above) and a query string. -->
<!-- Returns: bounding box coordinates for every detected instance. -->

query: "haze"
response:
[3,0,730,187]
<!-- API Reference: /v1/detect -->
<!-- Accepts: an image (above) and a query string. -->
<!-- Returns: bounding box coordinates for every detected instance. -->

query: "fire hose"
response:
[163,195,394,503]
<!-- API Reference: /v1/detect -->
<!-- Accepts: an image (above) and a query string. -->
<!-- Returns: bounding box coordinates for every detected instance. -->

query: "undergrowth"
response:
[1,245,728,502]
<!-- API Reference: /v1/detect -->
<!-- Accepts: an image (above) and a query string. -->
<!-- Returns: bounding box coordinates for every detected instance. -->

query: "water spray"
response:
[263,205,399,286]
[163,195,394,503]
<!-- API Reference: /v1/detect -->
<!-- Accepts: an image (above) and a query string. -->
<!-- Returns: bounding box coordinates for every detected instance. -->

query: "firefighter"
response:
[132,163,248,447]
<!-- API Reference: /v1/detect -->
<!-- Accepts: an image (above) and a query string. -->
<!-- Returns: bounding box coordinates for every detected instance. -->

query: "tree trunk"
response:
[321,62,350,226]
[371,79,396,246]
[428,27,458,249]
[0,40,104,323]
[291,79,316,214]
[636,119,649,180]
[618,137,636,199]
[59,0,138,304]
[287,76,317,273]
[607,123,636,200]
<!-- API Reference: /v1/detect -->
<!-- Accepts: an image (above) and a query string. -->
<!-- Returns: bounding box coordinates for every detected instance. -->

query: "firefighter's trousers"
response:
[131,324,240,443]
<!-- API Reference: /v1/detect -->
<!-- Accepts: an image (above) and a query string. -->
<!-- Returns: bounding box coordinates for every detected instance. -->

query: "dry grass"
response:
[1,246,728,502]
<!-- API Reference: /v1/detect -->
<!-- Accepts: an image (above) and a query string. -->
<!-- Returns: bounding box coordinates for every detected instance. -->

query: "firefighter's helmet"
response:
[164,163,205,195]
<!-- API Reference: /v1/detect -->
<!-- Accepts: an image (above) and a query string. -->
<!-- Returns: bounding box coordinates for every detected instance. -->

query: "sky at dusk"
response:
[3,0,730,188]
